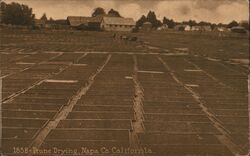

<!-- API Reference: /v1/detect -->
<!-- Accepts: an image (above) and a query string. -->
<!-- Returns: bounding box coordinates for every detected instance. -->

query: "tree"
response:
[135,15,147,29]
[197,21,211,26]
[40,13,47,21]
[2,2,34,25]
[49,17,54,21]
[182,20,197,27]
[146,11,162,28]
[240,21,249,30]
[163,17,175,28]
[0,1,7,10]
[227,20,239,28]
[108,8,121,17]
[0,2,7,23]
[218,23,227,27]
[210,23,217,30]
[92,7,105,17]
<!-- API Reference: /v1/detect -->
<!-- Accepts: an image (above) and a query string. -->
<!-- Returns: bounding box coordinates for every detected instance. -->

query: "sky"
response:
[3,0,249,24]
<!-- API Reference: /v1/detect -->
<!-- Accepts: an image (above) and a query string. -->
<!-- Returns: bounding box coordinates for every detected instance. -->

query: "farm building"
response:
[100,17,135,32]
[191,26,201,31]
[87,16,103,31]
[140,22,152,32]
[67,16,103,30]
[157,24,168,31]
[34,19,46,28]
[231,26,247,33]
[202,25,212,31]
[67,16,93,29]
[213,26,228,32]
[174,24,191,31]
[67,16,135,31]
[45,19,70,29]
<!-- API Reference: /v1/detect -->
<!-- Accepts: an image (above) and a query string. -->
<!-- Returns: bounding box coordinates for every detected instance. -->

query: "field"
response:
[0,28,249,156]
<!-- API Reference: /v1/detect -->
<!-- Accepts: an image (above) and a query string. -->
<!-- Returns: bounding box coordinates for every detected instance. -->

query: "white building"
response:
[100,17,135,32]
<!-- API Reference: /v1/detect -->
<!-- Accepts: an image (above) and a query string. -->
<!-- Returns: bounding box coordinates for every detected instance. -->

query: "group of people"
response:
[112,33,138,41]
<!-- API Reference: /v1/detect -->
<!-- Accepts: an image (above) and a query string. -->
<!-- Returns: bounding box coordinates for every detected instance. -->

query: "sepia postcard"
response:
[0,0,249,155]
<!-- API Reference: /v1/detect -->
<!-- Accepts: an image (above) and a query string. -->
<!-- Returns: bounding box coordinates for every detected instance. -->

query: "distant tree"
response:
[218,23,227,28]
[240,21,249,30]
[175,21,181,25]
[49,17,54,21]
[147,11,155,21]
[108,8,121,17]
[146,11,162,28]
[0,1,7,10]
[3,2,34,25]
[210,23,217,30]
[197,21,211,26]
[92,7,106,17]
[163,17,175,28]
[40,13,47,21]
[227,20,239,28]
[156,20,163,28]
[182,20,197,27]
[46,17,54,24]
[135,15,147,29]
[0,2,7,23]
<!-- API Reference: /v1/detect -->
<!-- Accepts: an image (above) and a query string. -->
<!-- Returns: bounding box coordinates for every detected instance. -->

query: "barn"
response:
[87,16,103,31]
[202,25,212,31]
[34,19,46,28]
[191,26,201,31]
[213,26,228,32]
[67,16,93,29]
[141,22,152,32]
[67,16,92,26]
[45,19,70,29]
[67,16,135,31]
[100,17,135,32]
[231,26,247,33]
[67,16,103,30]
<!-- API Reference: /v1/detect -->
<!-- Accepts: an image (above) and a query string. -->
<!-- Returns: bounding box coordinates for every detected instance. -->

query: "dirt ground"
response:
[137,31,249,60]
[0,28,249,156]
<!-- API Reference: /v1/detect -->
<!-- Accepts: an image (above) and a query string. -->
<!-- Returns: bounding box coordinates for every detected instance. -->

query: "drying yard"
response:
[0,28,249,156]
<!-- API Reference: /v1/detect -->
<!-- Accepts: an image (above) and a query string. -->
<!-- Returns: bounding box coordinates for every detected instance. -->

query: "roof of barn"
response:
[67,16,92,26]
[102,17,135,26]
[67,16,104,26]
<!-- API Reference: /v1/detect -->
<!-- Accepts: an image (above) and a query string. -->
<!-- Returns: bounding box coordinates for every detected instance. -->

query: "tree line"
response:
[91,7,249,31]
[0,1,249,31]
[39,7,122,22]
[0,1,35,25]
[92,7,122,17]
[137,12,249,30]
